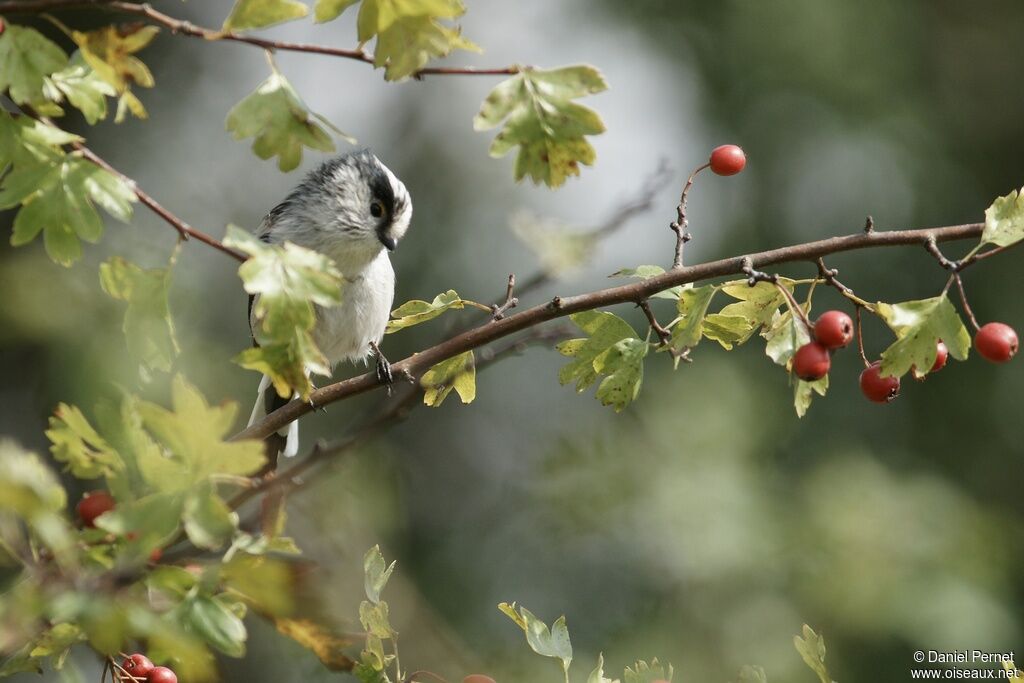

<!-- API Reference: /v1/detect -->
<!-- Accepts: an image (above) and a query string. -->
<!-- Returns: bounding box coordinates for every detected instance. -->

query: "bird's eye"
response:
[370,200,385,218]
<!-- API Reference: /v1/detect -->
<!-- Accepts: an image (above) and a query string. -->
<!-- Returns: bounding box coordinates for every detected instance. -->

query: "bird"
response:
[245,150,412,463]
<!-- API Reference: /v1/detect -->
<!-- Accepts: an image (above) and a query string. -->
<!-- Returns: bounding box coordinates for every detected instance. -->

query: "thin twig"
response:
[953,274,981,331]
[0,0,521,78]
[814,257,874,310]
[637,300,671,346]
[855,305,870,367]
[235,221,989,442]
[669,162,709,269]
[490,274,518,321]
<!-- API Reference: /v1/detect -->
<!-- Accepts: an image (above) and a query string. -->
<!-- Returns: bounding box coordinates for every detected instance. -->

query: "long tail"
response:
[248,374,300,459]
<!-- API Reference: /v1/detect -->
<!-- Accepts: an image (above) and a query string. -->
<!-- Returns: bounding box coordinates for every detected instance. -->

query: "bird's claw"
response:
[370,342,394,395]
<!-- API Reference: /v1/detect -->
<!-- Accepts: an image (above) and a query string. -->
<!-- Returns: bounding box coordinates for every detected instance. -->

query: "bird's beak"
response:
[379,234,397,251]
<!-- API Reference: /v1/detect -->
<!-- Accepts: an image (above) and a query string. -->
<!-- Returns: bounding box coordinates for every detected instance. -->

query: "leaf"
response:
[982,187,1024,247]
[624,659,673,683]
[2,156,136,266]
[372,12,480,81]
[314,0,359,22]
[183,482,238,550]
[43,53,116,124]
[46,403,123,479]
[358,601,393,639]
[557,310,638,392]
[136,375,267,482]
[421,351,476,407]
[700,280,789,349]
[223,0,310,31]
[0,440,68,517]
[510,210,599,276]
[274,618,355,670]
[793,624,832,683]
[71,25,158,122]
[100,254,179,372]
[876,295,970,378]
[0,24,69,105]
[95,492,185,545]
[762,308,811,368]
[670,284,718,352]
[609,265,681,300]
[226,71,345,172]
[474,65,608,187]
[736,665,768,683]
[794,376,828,418]
[499,602,572,676]
[222,554,295,616]
[0,110,80,171]
[588,653,620,683]
[593,338,648,412]
[180,595,247,657]
[363,545,396,604]
[387,290,466,332]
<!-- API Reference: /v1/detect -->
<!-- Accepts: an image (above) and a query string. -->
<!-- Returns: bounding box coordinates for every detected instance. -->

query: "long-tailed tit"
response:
[246,151,412,459]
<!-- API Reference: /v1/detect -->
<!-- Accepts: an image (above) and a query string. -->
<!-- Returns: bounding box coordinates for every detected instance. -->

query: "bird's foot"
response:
[370,342,394,395]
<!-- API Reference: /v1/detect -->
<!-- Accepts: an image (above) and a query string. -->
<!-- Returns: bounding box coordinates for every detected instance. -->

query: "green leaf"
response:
[498,602,573,677]
[3,156,135,266]
[363,545,396,604]
[224,0,310,31]
[474,65,608,187]
[510,211,599,276]
[372,12,480,81]
[46,403,123,480]
[314,0,360,22]
[794,624,832,683]
[222,554,295,616]
[183,482,238,550]
[71,25,158,122]
[557,310,637,392]
[982,187,1024,248]
[358,601,394,639]
[588,653,619,683]
[421,351,476,407]
[624,659,673,683]
[670,284,718,352]
[0,110,80,172]
[44,53,116,124]
[593,338,648,412]
[387,289,467,332]
[180,595,247,657]
[95,492,185,545]
[0,24,69,105]
[226,71,346,172]
[736,665,768,683]
[0,440,68,517]
[794,375,828,418]
[136,375,267,481]
[609,265,681,300]
[226,225,346,398]
[100,254,179,372]
[876,295,970,378]
[762,307,811,368]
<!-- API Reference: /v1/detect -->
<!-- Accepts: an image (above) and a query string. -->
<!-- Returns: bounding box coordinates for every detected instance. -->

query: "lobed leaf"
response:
[0,24,69,105]
[421,351,476,406]
[499,602,573,677]
[982,186,1024,248]
[46,403,123,480]
[876,295,970,379]
[223,0,310,31]
[474,65,608,187]
[100,254,179,372]
[387,289,466,332]
[557,310,637,392]
[43,53,116,124]
[669,284,718,353]
[71,25,158,122]
[793,624,833,683]
[624,659,673,683]
[588,653,620,683]
[363,544,396,604]
[275,618,356,670]
[794,376,828,418]
[593,338,648,412]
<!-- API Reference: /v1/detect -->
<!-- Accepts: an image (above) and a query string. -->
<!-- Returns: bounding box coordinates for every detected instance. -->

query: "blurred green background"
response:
[2,1,1023,682]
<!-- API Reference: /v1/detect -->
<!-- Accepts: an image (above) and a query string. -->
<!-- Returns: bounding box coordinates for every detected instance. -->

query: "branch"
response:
[668,162,708,269]
[235,221,988,442]
[0,0,520,78]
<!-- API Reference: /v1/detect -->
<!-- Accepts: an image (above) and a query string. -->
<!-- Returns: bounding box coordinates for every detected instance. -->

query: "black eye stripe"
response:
[370,201,384,218]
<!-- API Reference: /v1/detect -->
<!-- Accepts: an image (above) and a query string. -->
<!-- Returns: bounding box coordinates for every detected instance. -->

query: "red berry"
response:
[792,341,831,381]
[146,667,177,683]
[930,340,949,372]
[708,144,746,176]
[860,362,900,403]
[814,310,854,349]
[122,654,154,679]
[76,490,115,528]
[463,676,497,683]
[0,18,5,35]
[974,322,1018,363]
[148,547,163,564]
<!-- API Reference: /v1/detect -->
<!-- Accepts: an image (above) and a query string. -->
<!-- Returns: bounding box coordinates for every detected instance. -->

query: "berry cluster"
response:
[118,654,177,683]
[792,310,1017,404]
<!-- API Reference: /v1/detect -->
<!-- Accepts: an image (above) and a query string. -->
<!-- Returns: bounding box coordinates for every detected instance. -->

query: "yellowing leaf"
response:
[225,225,345,399]
[275,618,355,670]
[421,351,476,406]
[499,602,573,677]
[1,156,136,266]
[226,70,348,172]
[387,289,466,332]
[372,12,479,81]
[100,254,179,372]
[46,403,123,480]
[592,338,648,412]
[474,65,608,187]
[877,295,970,379]
[363,545,395,604]
[624,659,674,683]
[794,375,828,418]
[71,25,158,122]
[982,186,1024,247]
[794,624,832,683]
[43,53,116,125]
[223,0,310,31]
[557,310,637,392]
[0,25,69,105]
[670,284,718,352]
[314,0,359,23]
[136,375,266,481]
